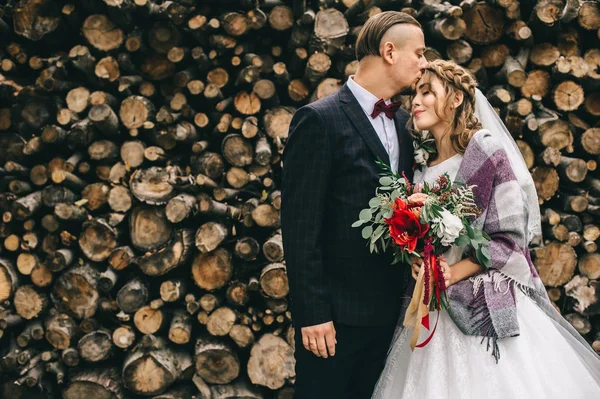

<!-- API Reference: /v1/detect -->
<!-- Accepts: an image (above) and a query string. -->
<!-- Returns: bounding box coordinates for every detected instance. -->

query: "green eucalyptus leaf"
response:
[379,176,394,186]
[481,246,491,259]
[359,208,373,222]
[455,235,470,246]
[466,224,475,239]
[369,197,382,208]
[362,225,373,239]
[352,220,364,228]
[373,225,385,241]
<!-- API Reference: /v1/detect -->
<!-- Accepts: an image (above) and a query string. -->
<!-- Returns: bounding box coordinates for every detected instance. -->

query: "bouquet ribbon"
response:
[403,254,442,350]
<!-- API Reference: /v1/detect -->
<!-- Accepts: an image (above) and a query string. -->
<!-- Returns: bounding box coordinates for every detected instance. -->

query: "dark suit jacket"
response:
[281,83,414,328]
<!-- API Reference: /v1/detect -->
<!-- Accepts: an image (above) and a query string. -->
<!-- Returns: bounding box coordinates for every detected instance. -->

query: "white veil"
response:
[473,88,542,245]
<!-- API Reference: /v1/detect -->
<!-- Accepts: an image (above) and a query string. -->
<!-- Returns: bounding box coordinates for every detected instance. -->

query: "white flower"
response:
[414,147,428,166]
[435,210,463,246]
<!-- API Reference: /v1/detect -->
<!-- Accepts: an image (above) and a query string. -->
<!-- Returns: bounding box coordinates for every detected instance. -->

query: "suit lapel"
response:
[338,84,390,167]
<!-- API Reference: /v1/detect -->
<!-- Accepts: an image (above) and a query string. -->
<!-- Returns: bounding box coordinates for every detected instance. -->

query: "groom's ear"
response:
[381,41,395,64]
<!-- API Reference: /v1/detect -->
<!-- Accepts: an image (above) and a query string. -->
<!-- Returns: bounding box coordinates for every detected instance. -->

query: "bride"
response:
[372,59,600,398]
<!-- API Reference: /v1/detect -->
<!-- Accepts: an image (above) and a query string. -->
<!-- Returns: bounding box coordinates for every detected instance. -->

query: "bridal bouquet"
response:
[353,161,491,348]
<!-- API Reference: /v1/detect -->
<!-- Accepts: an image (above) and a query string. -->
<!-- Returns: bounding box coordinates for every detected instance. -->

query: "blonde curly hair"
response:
[409,59,482,155]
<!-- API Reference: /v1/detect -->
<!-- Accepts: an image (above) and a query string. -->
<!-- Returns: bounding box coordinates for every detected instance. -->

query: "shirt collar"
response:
[346,75,392,117]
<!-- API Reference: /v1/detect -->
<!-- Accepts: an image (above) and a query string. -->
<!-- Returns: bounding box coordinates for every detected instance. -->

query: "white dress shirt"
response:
[346,75,400,173]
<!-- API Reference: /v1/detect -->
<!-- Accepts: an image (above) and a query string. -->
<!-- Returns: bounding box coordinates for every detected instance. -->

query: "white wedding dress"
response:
[372,154,600,399]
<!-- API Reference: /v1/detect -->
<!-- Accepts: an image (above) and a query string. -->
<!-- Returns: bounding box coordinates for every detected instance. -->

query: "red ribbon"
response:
[415,254,442,348]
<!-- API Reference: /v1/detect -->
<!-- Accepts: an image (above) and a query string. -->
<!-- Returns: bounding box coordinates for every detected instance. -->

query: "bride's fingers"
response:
[443,271,452,287]
[411,263,420,280]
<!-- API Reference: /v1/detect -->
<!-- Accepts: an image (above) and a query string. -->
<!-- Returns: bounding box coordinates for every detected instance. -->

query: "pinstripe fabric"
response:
[281,84,414,328]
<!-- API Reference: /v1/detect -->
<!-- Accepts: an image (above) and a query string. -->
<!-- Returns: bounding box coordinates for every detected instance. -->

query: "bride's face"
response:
[411,76,448,132]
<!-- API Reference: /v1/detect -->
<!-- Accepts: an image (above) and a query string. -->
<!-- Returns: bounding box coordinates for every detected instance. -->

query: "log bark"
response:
[122,336,192,396]
[117,278,149,314]
[63,368,125,399]
[195,335,240,384]
[135,229,194,276]
[78,329,113,362]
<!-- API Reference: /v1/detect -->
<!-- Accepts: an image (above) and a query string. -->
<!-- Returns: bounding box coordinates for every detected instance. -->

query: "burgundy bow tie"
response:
[371,98,400,119]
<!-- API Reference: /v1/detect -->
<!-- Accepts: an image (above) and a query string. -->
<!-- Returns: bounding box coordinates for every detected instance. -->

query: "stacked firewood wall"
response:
[0,0,598,397]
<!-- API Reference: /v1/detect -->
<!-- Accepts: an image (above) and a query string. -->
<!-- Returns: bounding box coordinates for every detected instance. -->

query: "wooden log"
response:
[63,368,124,399]
[129,205,173,251]
[12,191,42,220]
[79,218,118,262]
[579,253,600,280]
[538,119,573,151]
[168,310,192,345]
[134,305,166,335]
[117,278,149,315]
[45,311,78,350]
[122,336,193,395]
[557,155,588,184]
[78,329,113,362]
[227,282,250,308]
[135,229,194,276]
[112,325,136,350]
[210,378,264,399]
[0,258,19,303]
[108,185,133,213]
[579,1,600,30]
[305,52,331,87]
[235,237,261,261]
[247,334,295,390]
[252,204,280,228]
[195,222,229,253]
[120,95,155,131]
[52,263,100,319]
[263,232,284,262]
[14,285,48,320]
[207,307,237,337]
[521,70,550,99]
[192,248,233,291]
[260,263,289,299]
[534,242,578,287]
[229,324,255,349]
[109,246,135,271]
[269,5,294,31]
[160,279,187,303]
[195,335,240,384]
[553,80,585,112]
[82,14,124,52]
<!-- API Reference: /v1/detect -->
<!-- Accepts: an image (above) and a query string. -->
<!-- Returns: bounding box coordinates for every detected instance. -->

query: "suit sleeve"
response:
[281,105,332,328]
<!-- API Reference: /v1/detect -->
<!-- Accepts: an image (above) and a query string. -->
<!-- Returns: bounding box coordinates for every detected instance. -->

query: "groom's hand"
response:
[301,321,336,358]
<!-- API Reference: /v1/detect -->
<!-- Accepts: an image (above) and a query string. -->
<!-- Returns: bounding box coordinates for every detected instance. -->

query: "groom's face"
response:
[390,26,427,94]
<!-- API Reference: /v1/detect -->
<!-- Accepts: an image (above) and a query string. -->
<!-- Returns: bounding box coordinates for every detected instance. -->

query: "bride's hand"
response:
[410,256,423,281]
[439,257,453,287]
[411,256,453,288]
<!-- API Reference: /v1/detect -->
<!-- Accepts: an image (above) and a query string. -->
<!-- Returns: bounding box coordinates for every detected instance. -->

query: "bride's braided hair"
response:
[411,59,482,155]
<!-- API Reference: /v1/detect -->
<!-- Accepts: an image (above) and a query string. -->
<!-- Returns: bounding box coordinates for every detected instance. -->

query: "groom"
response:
[281,11,427,399]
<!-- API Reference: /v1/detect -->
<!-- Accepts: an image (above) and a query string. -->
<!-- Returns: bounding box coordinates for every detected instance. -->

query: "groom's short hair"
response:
[355,11,421,61]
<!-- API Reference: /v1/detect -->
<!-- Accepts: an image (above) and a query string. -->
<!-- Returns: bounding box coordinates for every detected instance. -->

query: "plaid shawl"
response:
[447,130,550,361]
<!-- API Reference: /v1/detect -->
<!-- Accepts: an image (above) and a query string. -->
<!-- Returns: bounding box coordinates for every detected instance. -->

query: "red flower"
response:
[385,198,429,252]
